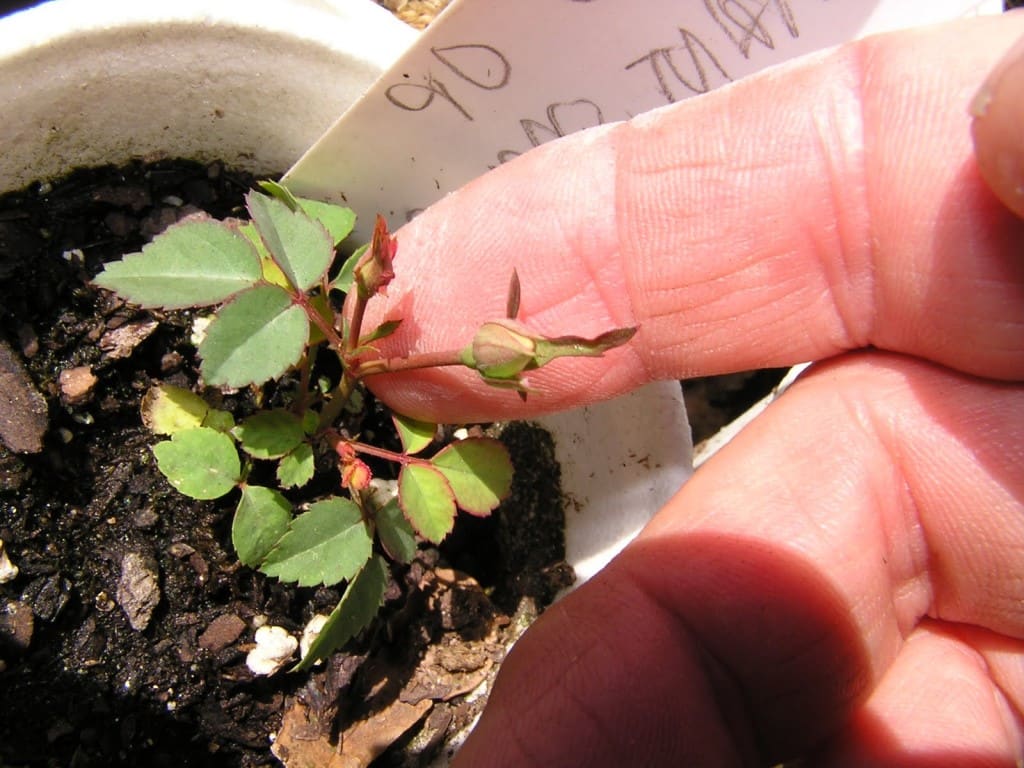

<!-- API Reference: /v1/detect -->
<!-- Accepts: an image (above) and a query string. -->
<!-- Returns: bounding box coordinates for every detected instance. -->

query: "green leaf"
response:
[257,179,303,210]
[392,413,435,455]
[298,199,356,246]
[203,409,236,433]
[247,192,334,292]
[258,179,357,242]
[238,220,293,290]
[238,221,270,258]
[198,284,308,387]
[152,427,240,500]
[431,438,513,516]
[261,497,373,587]
[376,498,417,564]
[534,326,638,367]
[301,409,319,435]
[141,384,208,436]
[398,464,455,544]
[233,409,305,459]
[331,243,367,294]
[93,217,261,309]
[233,485,292,566]
[342,386,365,416]
[277,443,315,489]
[293,555,386,671]
[360,319,402,346]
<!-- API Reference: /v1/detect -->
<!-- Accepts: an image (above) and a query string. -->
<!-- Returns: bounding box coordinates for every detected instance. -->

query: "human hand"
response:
[364,15,1024,766]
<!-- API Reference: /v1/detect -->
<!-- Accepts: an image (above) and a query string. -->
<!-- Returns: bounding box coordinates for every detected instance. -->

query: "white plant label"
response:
[285,0,999,239]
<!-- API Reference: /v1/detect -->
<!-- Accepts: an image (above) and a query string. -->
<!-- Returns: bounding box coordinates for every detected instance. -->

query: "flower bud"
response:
[354,214,396,299]
[340,457,372,492]
[466,320,538,379]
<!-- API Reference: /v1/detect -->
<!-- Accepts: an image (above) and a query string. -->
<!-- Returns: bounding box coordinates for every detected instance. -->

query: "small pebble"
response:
[117,552,160,632]
[0,540,18,583]
[160,351,184,374]
[246,625,297,676]
[58,366,97,407]
[299,614,330,661]
[16,325,38,358]
[94,591,115,613]
[132,508,160,529]
[103,210,136,238]
[166,542,195,558]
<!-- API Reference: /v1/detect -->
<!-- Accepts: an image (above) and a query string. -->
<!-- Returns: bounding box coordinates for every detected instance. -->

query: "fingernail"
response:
[971,29,1024,118]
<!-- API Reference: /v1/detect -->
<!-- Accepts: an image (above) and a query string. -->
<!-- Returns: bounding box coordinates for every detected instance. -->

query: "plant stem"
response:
[354,348,466,378]
[346,438,426,466]
[285,289,357,432]
[346,291,369,355]
[293,350,313,415]
[317,350,466,433]
[317,374,356,432]
[294,293,346,353]
[323,429,426,468]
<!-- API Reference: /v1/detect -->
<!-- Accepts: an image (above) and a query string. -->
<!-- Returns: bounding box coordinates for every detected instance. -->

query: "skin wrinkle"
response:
[806,39,873,353]
[931,631,1017,742]
[492,576,741,767]
[867,369,1024,636]
[833,370,935,644]
[556,671,625,762]
[891,368,990,629]
[741,364,937,671]
[496,702,547,768]
[861,28,1024,380]
[610,119,665,384]
[988,677,1024,760]
[886,479,934,640]
[611,53,880,381]
[968,633,1024,756]
[611,560,759,765]
[485,602,595,767]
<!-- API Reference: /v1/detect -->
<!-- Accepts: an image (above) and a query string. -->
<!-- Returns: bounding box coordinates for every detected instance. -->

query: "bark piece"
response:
[0,600,34,655]
[0,338,47,453]
[272,697,432,768]
[198,614,246,653]
[100,318,158,360]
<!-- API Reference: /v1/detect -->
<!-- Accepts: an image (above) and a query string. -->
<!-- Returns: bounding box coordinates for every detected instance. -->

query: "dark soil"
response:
[0,160,571,767]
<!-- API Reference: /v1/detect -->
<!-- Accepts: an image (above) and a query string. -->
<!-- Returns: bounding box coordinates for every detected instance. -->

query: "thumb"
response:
[362,15,1024,424]
[972,27,1024,219]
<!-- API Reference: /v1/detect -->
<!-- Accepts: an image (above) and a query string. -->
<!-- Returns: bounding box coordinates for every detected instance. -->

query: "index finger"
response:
[364,15,1024,423]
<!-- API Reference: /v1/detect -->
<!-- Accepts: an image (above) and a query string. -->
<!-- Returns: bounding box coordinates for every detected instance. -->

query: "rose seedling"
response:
[94,182,634,669]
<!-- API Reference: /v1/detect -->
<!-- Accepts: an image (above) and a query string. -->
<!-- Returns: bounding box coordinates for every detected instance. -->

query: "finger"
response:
[363,16,1024,424]
[452,352,1024,766]
[972,28,1024,218]
[816,621,1024,766]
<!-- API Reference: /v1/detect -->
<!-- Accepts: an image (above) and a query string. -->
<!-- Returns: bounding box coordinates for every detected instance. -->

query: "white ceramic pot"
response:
[0,0,693,592]
[0,0,418,191]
